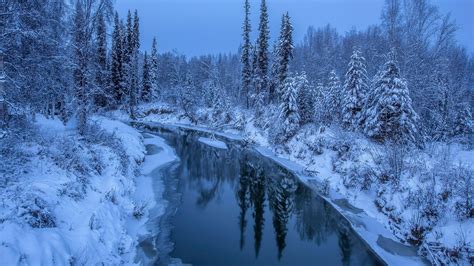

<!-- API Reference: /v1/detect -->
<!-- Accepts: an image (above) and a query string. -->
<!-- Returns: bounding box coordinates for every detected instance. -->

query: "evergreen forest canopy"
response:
[0,0,472,144]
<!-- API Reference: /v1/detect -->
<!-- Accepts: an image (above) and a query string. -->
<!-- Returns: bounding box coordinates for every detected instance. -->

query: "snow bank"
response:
[132,132,179,265]
[0,116,150,265]
[198,137,228,150]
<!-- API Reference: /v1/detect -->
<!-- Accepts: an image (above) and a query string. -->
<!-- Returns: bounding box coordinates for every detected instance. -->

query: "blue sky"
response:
[115,0,474,57]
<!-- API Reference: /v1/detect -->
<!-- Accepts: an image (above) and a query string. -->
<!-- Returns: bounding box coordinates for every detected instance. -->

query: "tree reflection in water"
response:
[148,128,383,265]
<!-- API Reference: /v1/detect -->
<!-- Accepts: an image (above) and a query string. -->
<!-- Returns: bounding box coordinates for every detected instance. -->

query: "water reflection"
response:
[148,131,383,266]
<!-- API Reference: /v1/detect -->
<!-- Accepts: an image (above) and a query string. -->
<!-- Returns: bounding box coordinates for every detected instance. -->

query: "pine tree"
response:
[95,10,108,108]
[150,37,159,97]
[295,72,314,125]
[255,0,270,101]
[315,82,331,124]
[133,10,140,51]
[241,0,252,108]
[128,11,140,119]
[342,49,368,131]
[250,43,261,109]
[124,10,133,64]
[121,10,140,119]
[363,55,418,144]
[327,70,342,123]
[269,42,280,103]
[73,0,88,134]
[452,103,473,141]
[275,13,294,102]
[279,77,300,141]
[111,12,124,104]
[141,52,152,102]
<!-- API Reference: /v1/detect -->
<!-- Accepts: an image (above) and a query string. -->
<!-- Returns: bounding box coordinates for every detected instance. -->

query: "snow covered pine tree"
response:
[342,49,368,131]
[363,54,418,144]
[278,77,300,142]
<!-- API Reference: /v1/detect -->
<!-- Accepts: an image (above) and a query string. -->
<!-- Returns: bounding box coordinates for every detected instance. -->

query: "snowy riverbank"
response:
[113,102,473,265]
[0,115,175,265]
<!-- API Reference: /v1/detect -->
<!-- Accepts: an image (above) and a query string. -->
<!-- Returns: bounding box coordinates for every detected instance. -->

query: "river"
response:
[137,128,384,266]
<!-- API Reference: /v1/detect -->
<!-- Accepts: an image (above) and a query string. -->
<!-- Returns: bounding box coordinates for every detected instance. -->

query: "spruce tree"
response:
[141,52,152,102]
[255,0,270,101]
[128,10,140,119]
[125,10,133,64]
[452,103,473,141]
[133,10,140,51]
[250,43,260,109]
[315,82,332,124]
[95,11,107,107]
[275,13,293,101]
[241,0,252,108]
[295,72,314,125]
[111,12,124,104]
[150,37,159,97]
[342,49,368,131]
[279,77,300,141]
[363,56,418,144]
[327,70,342,123]
[269,42,280,103]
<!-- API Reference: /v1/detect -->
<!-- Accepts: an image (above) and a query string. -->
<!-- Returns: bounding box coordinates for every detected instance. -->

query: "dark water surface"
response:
[144,130,384,266]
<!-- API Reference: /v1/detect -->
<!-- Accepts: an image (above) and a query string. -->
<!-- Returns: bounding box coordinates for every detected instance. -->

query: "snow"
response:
[130,131,179,265]
[0,115,171,265]
[91,116,145,164]
[198,137,228,150]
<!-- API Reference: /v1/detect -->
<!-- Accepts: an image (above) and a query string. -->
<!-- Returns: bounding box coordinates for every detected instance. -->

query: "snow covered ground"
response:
[117,102,473,265]
[0,115,174,265]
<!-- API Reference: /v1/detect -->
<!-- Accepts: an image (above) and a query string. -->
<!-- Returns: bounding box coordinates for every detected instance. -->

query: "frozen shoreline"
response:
[133,132,180,265]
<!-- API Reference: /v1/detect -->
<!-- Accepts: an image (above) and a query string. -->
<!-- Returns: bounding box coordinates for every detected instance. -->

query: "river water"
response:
[139,130,384,266]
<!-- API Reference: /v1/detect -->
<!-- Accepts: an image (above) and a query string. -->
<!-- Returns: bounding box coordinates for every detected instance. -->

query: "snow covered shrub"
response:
[407,182,443,226]
[303,134,324,155]
[177,83,198,124]
[232,111,246,131]
[452,164,474,219]
[142,103,175,116]
[58,176,88,201]
[47,137,91,176]
[132,201,149,219]
[320,178,331,196]
[195,108,212,125]
[83,123,129,175]
[257,103,278,131]
[352,164,375,190]
[370,143,406,186]
[0,118,34,187]
[331,136,375,189]
[18,196,56,228]
[406,212,427,246]
[374,186,402,225]
[308,138,324,155]
[105,188,118,205]
[89,213,101,230]
[0,134,30,187]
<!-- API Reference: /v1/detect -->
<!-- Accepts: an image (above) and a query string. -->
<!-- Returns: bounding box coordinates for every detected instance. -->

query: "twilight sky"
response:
[115,0,474,57]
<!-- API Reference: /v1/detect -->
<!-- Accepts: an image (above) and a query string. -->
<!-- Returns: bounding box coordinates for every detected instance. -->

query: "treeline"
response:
[0,0,472,144]
[236,0,473,145]
[0,0,162,132]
